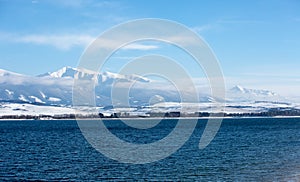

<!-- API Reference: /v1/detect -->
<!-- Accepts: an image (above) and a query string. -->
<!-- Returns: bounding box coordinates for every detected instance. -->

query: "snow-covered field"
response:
[0,103,75,116]
[1,100,298,118]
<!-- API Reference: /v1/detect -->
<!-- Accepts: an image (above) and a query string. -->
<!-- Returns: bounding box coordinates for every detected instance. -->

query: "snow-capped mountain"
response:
[0,67,173,106]
[0,72,73,105]
[227,85,284,102]
[0,69,23,77]
[1,67,300,117]
[230,85,276,96]
[38,66,150,84]
[0,67,291,108]
[38,66,78,78]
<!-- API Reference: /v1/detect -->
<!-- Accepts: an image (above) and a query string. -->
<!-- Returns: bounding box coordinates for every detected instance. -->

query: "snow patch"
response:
[0,103,75,116]
[40,91,46,99]
[49,66,76,78]
[5,89,14,95]
[19,95,28,102]
[29,96,44,103]
[48,97,61,102]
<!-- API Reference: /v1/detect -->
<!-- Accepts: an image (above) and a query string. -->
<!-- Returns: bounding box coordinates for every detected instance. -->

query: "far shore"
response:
[1,115,300,121]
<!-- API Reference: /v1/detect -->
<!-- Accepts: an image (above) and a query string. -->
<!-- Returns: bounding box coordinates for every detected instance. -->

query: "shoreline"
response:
[1,115,300,121]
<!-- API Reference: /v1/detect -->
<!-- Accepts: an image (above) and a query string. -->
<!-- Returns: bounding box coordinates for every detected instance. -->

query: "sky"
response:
[0,0,300,97]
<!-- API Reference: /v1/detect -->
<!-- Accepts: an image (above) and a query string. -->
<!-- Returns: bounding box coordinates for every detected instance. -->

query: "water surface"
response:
[0,118,299,181]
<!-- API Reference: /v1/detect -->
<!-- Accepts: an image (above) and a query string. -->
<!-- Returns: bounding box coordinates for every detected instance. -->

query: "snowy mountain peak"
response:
[227,85,281,103]
[103,71,125,79]
[0,69,23,77]
[39,66,151,83]
[49,66,77,78]
[230,85,277,96]
[39,66,98,79]
[231,85,245,93]
[102,71,151,83]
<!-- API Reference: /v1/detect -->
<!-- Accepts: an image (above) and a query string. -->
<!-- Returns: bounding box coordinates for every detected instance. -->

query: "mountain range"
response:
[1,66,300,117]
[0,66,292,107]
[0,66,177,106]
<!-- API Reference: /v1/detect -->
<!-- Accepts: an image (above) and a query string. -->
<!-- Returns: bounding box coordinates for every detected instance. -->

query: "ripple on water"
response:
[0,118,299,181]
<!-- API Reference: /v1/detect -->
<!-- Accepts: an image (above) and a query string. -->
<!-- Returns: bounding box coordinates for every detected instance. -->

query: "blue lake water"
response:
[0,118,300,181]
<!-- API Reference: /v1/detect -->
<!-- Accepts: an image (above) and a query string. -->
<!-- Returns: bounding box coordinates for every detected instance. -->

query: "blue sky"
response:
[0,0,300,96]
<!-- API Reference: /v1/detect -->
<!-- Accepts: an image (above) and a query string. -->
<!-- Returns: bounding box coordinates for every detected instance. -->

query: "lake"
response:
[0,118,299,181]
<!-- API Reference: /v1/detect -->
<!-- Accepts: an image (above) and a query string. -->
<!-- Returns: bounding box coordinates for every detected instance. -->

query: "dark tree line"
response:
[1,108,300,120]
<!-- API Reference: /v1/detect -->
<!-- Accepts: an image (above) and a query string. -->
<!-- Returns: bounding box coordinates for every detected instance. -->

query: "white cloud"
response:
[0,32,95,50]
[110,56,139,60]
[45,0,86,8]
[0,22,216,52]
[17,34,95,50]
[0,32,159,51]
[47,0,122,9]
[191,19,263,35]
[122,43,158,50]
[191,24,213,34]
[217,19,264,24]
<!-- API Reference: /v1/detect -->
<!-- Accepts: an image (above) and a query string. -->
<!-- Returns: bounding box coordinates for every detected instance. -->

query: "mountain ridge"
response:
[0,67,290,107]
